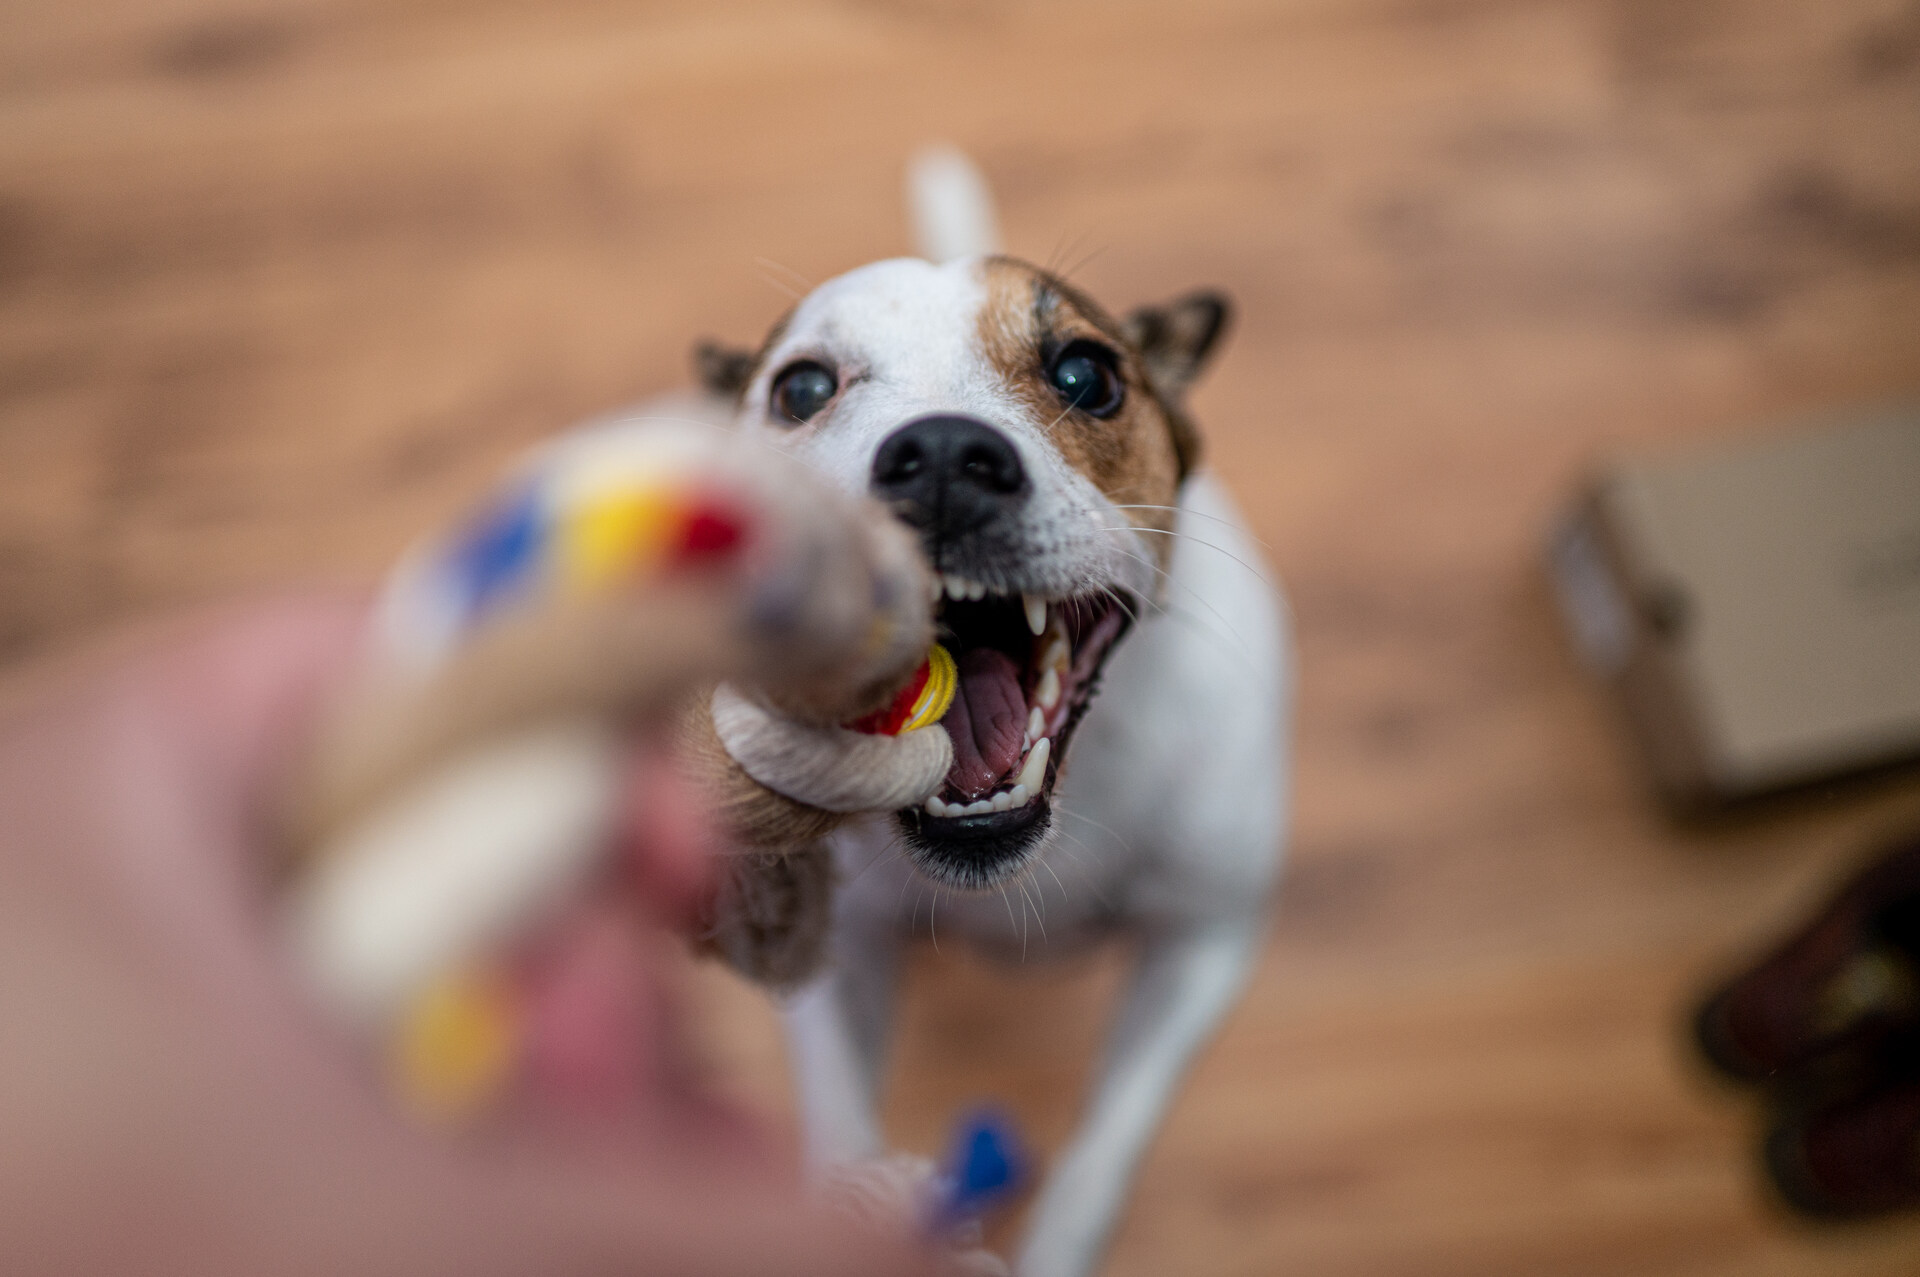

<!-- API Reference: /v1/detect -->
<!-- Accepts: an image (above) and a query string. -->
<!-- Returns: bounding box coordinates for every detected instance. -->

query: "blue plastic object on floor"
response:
[931,1109,1027,1233]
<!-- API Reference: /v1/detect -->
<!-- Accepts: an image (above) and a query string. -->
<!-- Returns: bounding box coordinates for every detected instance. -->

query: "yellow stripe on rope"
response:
[900,642,958,733]
[557,485,680,591]
[392,968,521,1124]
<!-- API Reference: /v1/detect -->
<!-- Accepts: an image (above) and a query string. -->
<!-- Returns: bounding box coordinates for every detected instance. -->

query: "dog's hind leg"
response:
[781,918,903,1167]
[1015,913,1265,1277]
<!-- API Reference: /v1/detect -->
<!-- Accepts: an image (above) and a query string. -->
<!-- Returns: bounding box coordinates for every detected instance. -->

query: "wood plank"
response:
[5,0,1920,1270]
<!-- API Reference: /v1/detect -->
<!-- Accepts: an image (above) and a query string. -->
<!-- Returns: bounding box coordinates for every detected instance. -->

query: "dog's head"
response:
[699,255,1229,888]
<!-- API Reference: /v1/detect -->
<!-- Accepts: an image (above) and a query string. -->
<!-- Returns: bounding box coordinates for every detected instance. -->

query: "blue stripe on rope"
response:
[448,484,545,624]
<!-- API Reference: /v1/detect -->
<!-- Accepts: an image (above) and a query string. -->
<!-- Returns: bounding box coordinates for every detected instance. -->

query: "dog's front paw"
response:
[820,1154,1009,1276]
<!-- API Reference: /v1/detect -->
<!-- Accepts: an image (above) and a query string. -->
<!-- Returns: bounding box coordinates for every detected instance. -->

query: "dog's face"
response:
[701,255,1228,888]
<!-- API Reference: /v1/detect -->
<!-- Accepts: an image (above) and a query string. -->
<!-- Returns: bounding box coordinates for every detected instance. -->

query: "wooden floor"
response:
[6,0,1920,1271]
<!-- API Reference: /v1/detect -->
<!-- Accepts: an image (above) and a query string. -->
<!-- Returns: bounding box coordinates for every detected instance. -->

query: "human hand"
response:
[0,593,934,1277]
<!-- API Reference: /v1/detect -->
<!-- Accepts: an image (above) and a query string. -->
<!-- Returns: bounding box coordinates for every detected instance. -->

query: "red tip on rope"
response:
[671,497,748,564]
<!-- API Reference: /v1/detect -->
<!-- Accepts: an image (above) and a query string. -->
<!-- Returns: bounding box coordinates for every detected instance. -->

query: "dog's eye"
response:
[771,361,838,424]
[1046,341,1124,418]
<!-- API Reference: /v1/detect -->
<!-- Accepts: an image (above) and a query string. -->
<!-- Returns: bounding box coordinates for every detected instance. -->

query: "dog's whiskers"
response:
[1095,538,1263,676]
[1106,541,1244,632]
[756,271,803,302]
[1039,856,1071,909]
[1019,878,1048,956]
[906,878,928,935]
[846,832,909,892]
[1056,241,1107,284]
[1055,804,1140,862]
[753,256,815,292]
[1099,522,1277,591]
[1016,880,1030,958]
[1040,397,1078,436]
[1093,581,1146,630]
[1108,503,1279,555]
[1044,825,1115,911]
[1044,228,1088,279]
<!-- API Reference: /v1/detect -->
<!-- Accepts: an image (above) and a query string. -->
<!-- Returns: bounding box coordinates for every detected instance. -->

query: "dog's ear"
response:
[694,340,756,398]
[1122,291,1231,402]
[1124,291,1229,481]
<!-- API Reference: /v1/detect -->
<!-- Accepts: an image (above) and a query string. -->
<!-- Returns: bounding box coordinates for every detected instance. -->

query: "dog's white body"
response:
[785,471,1288,1277]
[713,160,1290,1277]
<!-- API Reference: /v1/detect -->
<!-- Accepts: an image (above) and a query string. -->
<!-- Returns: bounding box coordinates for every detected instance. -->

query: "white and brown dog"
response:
[695,158,1291,1277]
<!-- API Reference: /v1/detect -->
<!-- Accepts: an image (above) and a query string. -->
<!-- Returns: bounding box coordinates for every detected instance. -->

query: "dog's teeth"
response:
[1044,635,1071,671]
[967,579,986,601]
[1023,593,1047,635]
[1027,705,1045,740]
[991,791,1013,812]
[1009,784,1031,807]
[925,795,948,817]
[930,576,945,603]
[1018,736,1051,791]
[963,798,993,816]
[943,574,965,600]
[1036,667,1060,711]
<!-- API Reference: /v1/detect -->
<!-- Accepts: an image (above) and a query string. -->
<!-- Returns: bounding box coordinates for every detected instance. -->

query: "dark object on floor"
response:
[1695,830,1920,1217]
[1551,407,1920,811]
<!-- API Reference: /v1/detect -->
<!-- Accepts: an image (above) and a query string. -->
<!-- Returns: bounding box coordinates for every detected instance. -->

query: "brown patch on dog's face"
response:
[974,257,1208,566]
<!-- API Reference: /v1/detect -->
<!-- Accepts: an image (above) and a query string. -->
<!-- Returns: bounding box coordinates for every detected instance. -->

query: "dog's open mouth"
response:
[896,578,1132,885]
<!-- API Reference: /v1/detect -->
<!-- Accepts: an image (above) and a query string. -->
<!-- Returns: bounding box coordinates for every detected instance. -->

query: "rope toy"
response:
[432,473,746,629]
[282,419,949,1121]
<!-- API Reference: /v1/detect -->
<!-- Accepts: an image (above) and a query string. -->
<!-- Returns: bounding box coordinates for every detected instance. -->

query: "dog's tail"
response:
[907,145,1001,263]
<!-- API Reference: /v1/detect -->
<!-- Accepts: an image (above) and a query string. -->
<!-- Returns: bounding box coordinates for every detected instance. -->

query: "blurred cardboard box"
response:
[1550,407,1920,810]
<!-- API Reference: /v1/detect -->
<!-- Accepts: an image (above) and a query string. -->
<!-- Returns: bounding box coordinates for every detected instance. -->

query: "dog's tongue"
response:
[940,648,1026,799]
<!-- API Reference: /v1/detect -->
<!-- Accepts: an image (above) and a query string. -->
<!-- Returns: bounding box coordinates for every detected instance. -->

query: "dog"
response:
[696,159,1291,1277]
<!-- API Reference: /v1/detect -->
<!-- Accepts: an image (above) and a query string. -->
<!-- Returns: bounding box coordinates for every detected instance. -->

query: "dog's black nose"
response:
[870,414,1028,544]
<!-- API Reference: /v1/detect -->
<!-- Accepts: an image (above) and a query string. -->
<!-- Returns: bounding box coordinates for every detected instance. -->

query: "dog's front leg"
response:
[1016,915,1266,1277]
[781,918,904,1167]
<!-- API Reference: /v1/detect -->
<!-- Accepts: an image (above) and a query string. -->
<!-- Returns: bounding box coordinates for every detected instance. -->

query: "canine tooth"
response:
[926,796,948,817]
[1023,593,1047,635]
[1009,784,1030,807]
[991,791,1013,812]
[1027,705,1045,739]
[1017,736,1050,791]
[1036,667,1060,710]
[964,798,992,816]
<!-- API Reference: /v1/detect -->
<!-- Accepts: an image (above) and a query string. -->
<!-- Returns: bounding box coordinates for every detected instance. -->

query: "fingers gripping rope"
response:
[283,420,946,1122]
